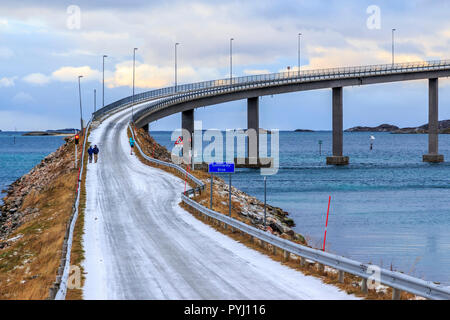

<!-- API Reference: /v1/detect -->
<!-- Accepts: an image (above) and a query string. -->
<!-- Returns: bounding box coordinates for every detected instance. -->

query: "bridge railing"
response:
[128,121,450,300]
[93,59,450,121]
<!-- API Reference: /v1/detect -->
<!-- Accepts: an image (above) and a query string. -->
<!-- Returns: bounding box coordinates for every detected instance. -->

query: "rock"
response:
[345,124,399,132]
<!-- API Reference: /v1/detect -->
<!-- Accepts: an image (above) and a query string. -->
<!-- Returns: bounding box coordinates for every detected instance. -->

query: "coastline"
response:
[0,135,80,299]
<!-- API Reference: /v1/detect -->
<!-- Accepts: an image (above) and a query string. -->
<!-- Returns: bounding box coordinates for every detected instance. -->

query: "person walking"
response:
[88,145,94,163]
[93,145,99,163]
[129,137,135,155]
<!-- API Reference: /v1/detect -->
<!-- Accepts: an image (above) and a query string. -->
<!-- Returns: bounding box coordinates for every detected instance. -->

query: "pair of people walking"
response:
[88,145,99,163]
[87,137,133,163]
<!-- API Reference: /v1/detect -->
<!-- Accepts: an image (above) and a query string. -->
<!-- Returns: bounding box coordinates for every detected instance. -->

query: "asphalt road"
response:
[82,108,356,300]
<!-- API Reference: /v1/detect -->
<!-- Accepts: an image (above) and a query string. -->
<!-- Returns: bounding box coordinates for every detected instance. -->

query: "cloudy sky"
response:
[0,0,449,131]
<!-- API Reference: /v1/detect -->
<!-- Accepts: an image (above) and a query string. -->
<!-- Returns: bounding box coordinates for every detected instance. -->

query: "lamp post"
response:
[132,47,138,119]
[230,38,234,85]
[175,42,179,93]
[78,75,83,134]
[102,54,107,108]
[392,28,396,66]
[298,33,302,77]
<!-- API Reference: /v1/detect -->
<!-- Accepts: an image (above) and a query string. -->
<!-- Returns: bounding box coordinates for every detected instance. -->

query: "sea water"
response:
[152,131,450,285]
[1,129,449,285]
[0,132,66,204]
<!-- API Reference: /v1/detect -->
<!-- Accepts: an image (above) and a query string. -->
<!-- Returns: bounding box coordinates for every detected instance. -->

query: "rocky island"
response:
[345,120,450,134]
[294,129,315,132]
[22,128,77,136]
[345,124,399,132]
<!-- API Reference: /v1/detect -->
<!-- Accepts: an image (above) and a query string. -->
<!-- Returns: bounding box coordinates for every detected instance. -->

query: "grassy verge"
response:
[65,127,91,300]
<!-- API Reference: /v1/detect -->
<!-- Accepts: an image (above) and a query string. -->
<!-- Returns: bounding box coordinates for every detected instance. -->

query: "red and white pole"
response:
[323,196,331,251]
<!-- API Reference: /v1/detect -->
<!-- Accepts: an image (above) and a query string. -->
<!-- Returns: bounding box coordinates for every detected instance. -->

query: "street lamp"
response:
[93,89,96,113]
[78,75,83,134]
[132,47,138,119]
[102,54,107,108]
[175,42,180,93]
[298,33,302,77]
[230,38,234,85]
[392,28,396,66]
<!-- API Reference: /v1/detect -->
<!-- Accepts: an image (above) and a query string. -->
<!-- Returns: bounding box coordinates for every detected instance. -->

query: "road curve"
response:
[82,108,356,300]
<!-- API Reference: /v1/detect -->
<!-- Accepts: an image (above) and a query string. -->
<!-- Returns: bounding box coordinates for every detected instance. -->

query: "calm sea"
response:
[152,130,450,286]
[0,132,66,204]
[1,130,449,285]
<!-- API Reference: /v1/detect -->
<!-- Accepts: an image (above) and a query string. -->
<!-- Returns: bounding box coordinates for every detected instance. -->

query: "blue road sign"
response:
[208,162,235,173]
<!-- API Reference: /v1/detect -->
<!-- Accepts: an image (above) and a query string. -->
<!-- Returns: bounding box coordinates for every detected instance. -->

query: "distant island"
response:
[345,124,398,132]
[294,129,315,132]
[345,120,450,134]
[22,128,78,136]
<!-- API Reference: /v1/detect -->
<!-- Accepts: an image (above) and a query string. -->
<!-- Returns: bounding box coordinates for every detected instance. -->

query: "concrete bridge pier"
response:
[182,109,194,163]
[327,87,349,165]
[247,97,260,163]
[423,78,444,163]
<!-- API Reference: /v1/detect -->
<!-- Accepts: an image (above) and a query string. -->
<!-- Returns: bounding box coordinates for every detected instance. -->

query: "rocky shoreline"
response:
[134,127,306,245]
[0,136,75,245]
[201,175,305,243]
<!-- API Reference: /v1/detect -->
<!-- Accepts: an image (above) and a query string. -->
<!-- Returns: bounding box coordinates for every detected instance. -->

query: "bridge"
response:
[70,59,450,300]
[94,59,450,165]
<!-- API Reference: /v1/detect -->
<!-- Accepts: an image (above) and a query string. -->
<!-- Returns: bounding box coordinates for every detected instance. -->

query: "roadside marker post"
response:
[210,173,213,209]
[228,174,232,217]
[323,196,331,251]
[264,177,267,230]
[208,162,235,213]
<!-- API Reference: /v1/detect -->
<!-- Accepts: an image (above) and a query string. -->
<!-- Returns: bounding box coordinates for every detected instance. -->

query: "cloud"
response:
[23,73,51,85]
[51,66,101,82]
[244,69,271,75]
[105,61,220,89]
[12,91,34,104]
[0,76,16,87]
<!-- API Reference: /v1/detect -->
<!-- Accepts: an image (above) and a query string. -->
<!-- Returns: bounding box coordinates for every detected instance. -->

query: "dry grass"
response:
[0,163,79,299]
[65,129,91,300]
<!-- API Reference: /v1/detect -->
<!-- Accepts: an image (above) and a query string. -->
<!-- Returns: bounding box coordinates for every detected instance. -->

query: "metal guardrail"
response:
[182,196,450,300]
[129,123,450,300]
[92,59,450,121]
[133,59,450,123]
[50,120,92,300]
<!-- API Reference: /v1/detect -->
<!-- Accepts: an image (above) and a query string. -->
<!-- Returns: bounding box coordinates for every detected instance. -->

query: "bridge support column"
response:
[182,109,194,164]
[327,87,349,165]
[247,97,259,164]
[423,78,444,163]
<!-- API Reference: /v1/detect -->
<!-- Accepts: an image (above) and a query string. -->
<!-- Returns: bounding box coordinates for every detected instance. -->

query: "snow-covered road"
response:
[82,108,357,300]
